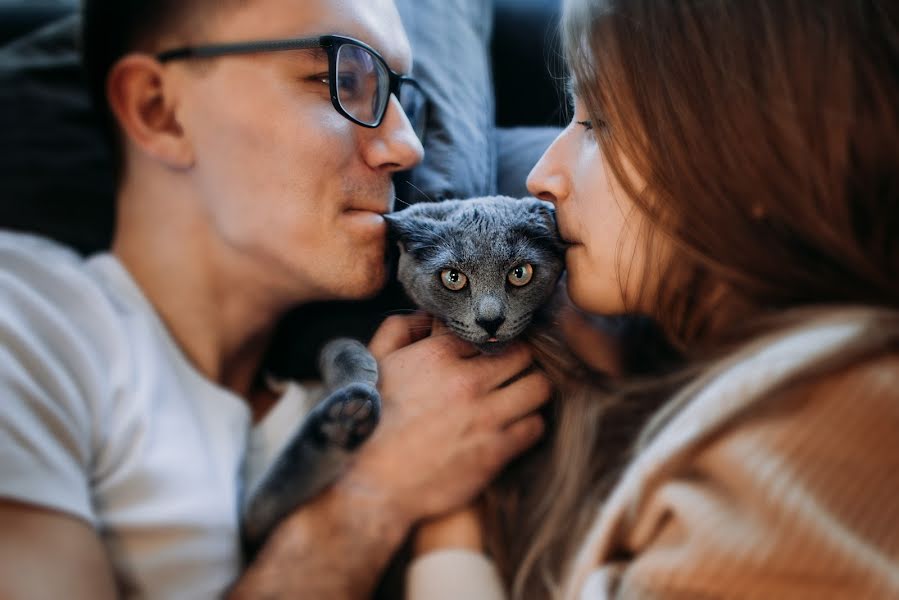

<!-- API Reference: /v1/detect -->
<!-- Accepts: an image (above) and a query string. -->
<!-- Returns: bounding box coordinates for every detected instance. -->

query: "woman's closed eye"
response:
[577,118,607,131]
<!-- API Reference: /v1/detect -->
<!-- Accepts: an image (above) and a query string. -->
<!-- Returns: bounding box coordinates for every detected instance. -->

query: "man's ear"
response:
[106,54,193,168]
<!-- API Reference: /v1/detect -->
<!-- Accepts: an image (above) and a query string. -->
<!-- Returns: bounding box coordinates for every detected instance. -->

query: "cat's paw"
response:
[311,383,381,450]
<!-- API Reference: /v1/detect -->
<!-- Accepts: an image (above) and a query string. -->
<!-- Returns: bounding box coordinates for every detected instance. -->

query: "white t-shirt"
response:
[0,232,253,598]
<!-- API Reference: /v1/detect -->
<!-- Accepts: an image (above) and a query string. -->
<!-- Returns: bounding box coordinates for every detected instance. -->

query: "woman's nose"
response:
[527,134,569,204]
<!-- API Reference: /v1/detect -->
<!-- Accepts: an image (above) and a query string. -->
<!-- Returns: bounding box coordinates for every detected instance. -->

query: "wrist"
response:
[231,473,412,599]
[414,508,484,556]
[329,465,415,547]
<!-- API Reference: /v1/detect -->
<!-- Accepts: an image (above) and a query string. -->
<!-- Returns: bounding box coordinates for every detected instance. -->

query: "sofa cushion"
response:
[0,15,115,255]
[393,0,497,204]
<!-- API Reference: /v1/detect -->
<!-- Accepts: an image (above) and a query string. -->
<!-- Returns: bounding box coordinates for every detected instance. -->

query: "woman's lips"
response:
[558,231,580,245]
[555,219,578,244]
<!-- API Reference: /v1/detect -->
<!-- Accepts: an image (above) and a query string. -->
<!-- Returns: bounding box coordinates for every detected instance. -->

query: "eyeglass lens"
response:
[335,44,426,137]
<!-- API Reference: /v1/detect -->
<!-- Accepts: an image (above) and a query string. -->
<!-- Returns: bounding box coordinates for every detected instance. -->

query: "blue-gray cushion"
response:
[495,126,560,198]
[394,0,497,204]
[0,15,115,255]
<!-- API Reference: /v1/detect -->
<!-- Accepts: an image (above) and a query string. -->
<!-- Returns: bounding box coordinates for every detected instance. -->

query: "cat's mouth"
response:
[445,317,532,354]
[447,327,514,354]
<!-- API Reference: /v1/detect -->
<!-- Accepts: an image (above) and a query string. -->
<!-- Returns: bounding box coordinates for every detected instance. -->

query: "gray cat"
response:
[385,196,566,353]
[241,195,567,556]
[381,195,578,596]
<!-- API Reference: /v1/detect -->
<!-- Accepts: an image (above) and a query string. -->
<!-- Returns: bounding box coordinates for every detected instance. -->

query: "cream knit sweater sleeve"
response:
[406,548,506,600]
[574,353,899,600]
[405,311,899,600]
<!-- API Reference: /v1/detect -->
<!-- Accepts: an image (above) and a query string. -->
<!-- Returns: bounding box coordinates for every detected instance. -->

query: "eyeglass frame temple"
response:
[155,34,422,130]
[156,36,328,63]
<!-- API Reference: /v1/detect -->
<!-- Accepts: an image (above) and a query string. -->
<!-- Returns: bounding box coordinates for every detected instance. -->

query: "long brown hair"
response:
[567,0,899,346]
[491,1,899,598]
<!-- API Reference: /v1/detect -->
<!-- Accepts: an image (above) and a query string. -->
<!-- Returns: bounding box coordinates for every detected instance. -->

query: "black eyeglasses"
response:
[157,34,426,138]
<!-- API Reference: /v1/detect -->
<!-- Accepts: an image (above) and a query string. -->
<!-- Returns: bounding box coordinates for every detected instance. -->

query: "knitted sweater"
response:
[407,308,899,600]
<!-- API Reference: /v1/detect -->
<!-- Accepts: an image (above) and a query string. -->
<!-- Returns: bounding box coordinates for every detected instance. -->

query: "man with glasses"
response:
[0,0,550,598]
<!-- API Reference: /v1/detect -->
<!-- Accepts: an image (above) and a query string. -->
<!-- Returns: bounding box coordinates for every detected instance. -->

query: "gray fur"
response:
[385,196,566,353]
[242,338,380,552]
[319,338,379,389]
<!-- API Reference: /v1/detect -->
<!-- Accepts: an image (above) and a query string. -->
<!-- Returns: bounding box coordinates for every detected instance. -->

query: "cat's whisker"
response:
[380,308,420,316]
[392,195,412,209]
[430,330,464,341]
[404,181,437,204]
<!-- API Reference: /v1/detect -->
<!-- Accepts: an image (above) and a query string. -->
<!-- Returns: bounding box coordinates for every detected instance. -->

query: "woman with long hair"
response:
[405,0,899,598]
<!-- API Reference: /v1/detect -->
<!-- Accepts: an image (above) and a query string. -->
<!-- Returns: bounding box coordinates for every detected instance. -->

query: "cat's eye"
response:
[508,264,534,287]
[440,269,468,291]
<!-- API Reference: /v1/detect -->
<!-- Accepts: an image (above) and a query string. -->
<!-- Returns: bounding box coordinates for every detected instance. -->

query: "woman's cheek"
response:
[565,246,614,313]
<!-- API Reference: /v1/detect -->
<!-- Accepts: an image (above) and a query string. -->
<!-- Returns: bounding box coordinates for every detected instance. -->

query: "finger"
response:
[484,371,553,426]
[468,343,536,390]
[497,414,546,464]
[369,312,433,360]
[424,320,480,359]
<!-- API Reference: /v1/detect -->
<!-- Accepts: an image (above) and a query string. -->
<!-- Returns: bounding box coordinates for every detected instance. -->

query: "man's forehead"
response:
[219,0,413,72]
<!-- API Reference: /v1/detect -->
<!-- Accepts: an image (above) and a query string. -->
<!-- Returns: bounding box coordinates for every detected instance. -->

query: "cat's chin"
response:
[476,340,512,355]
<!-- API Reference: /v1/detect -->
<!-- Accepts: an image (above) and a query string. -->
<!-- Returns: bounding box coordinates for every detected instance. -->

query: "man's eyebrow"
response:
[296,47,329,62]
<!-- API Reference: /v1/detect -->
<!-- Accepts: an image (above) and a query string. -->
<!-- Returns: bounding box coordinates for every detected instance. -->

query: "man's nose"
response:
[363,96,424,173]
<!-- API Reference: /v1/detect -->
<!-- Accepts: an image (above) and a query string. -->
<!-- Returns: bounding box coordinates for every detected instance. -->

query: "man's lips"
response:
[345,206,389,215]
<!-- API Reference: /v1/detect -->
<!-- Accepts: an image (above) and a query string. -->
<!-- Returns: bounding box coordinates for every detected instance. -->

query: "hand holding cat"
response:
[345,313,552,529]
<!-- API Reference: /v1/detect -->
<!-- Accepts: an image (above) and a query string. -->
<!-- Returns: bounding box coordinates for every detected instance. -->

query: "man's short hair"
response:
[80,0,244,156]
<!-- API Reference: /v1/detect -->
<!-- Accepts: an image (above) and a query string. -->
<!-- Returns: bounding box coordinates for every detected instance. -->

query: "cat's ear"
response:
[528,199,560,235]
[521,198,567,253]
[383,211,432,251]
[383,212,410,244]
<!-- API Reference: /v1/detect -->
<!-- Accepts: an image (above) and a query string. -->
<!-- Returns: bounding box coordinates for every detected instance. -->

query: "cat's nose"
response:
[476,316,505,337]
